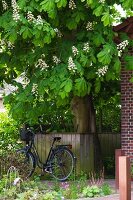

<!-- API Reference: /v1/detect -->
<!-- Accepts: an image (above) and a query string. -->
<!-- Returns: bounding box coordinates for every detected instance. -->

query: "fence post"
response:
[115,149,124,189]
[119,156,131,200]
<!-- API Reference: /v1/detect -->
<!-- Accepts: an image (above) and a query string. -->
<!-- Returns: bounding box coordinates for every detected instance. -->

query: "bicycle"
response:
[16,125,76,181]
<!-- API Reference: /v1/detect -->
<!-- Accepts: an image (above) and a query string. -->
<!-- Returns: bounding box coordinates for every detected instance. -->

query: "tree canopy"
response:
[0,0,132,125]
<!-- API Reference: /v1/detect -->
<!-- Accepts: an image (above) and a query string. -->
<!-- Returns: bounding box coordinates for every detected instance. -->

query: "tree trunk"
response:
[71,95,103,171]
[71,95,90,133]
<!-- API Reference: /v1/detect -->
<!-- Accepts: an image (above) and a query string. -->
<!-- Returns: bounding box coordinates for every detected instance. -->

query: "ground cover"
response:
[0,168,114,200]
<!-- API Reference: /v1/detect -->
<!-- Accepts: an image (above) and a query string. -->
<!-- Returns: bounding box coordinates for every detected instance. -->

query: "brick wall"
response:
[121,48,133,157]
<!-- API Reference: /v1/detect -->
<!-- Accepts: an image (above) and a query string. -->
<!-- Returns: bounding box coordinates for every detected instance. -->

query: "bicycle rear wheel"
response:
[50,147,75,181]
[15,150,36,179]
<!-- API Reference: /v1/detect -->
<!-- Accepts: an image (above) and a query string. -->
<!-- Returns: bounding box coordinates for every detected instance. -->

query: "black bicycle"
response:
[16,125,76,181]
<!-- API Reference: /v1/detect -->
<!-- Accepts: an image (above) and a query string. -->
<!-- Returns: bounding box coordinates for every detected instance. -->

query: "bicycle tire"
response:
[15,149,36,179]
[50,147,75,181]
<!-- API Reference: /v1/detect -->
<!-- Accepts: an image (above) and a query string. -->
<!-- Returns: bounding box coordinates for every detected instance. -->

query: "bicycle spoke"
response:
[51,148,74,181]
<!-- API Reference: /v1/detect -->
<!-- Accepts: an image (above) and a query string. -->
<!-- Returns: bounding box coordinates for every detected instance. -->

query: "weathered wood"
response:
[34,132,120,175]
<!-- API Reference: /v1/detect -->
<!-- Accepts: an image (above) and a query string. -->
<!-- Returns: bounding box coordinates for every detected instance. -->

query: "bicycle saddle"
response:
[54,137,61,141]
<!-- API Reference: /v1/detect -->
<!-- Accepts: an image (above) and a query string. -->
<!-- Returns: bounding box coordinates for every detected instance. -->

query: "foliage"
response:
[0,169,113,200]
[82,183,112,198]
[103,156,115,177]
[0,111,21,155]
[96,92,121,132]
[101,183,112,196]
[82,185,102,198]
[0,0,132,125]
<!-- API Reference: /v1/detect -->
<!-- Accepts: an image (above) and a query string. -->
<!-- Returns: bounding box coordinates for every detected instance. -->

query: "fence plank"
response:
[0,133,121,177]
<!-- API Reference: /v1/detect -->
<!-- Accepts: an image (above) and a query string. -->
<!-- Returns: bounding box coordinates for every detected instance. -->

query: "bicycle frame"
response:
[24,135,61,170]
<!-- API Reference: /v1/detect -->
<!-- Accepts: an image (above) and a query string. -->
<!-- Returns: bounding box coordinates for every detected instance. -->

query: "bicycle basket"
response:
[20,128,33,141]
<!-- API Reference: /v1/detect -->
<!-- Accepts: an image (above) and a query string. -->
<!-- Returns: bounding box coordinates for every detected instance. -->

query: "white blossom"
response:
[8,41,14,49]
[96,66,108,77]
[15,72,29,87]
[86,22,94,31]
[32,83,38,94]
[27,11,35,22]
[54,28,63,38]
[83,42,90,52]
[2,0,8,11]
[53,56,61,65]
[72,46,79,56]
[99,0,105,3]
[11,0,20,22]
[117,40,129,57]
[68,57,77,73]
[35,58,49,70]
[0,40,5,53]
[8,144,12,150]
[69,0,76,10]
[34,15,43,25]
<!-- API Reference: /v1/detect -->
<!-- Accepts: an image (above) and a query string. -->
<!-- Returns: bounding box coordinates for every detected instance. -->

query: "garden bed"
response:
[0,172,116,200]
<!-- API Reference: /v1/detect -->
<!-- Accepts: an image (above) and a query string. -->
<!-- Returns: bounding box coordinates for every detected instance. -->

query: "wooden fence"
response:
[35,132,121,174]
[0,133,121,177]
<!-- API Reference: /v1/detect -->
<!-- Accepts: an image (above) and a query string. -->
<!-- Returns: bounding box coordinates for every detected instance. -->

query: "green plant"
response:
[101,183,112,196]
[82,185,102,198]
[76,171,87,192]
[0,112,21,155]
[63,183,78,199]
[43,191,59,200]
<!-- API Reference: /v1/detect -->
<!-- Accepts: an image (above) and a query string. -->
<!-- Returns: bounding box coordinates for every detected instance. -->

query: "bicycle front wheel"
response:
[50,147,75,181]
[15,150,36,179]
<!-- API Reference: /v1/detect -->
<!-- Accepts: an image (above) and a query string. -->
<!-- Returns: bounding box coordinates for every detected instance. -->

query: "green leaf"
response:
[20,26,32,39]
[44,34,51,44]
[80,54,88,66]
[9,31,17,43]
[124,55,133,70]
[130,77,133,83]
[95,79,101,93]
[87,0,94,5]
[55,0,67,8]
[72,11,85,23]
[105,71,115,81]
[40,0,56,18]
[114,58,121,73]
[87,82,92,94]
[93,5,103,16]
[64,79,72,93]
[40,0,55,10]
[121,0,133,9]
[74,78,88,96]
[92,33,105,47]
[97,44,114,64]
[59,91,66,99]
[66,18,77,30]
[101,11,113,26]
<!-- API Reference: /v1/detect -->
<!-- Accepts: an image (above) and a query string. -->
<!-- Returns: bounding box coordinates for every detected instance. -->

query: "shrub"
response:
[0,112,20,155]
